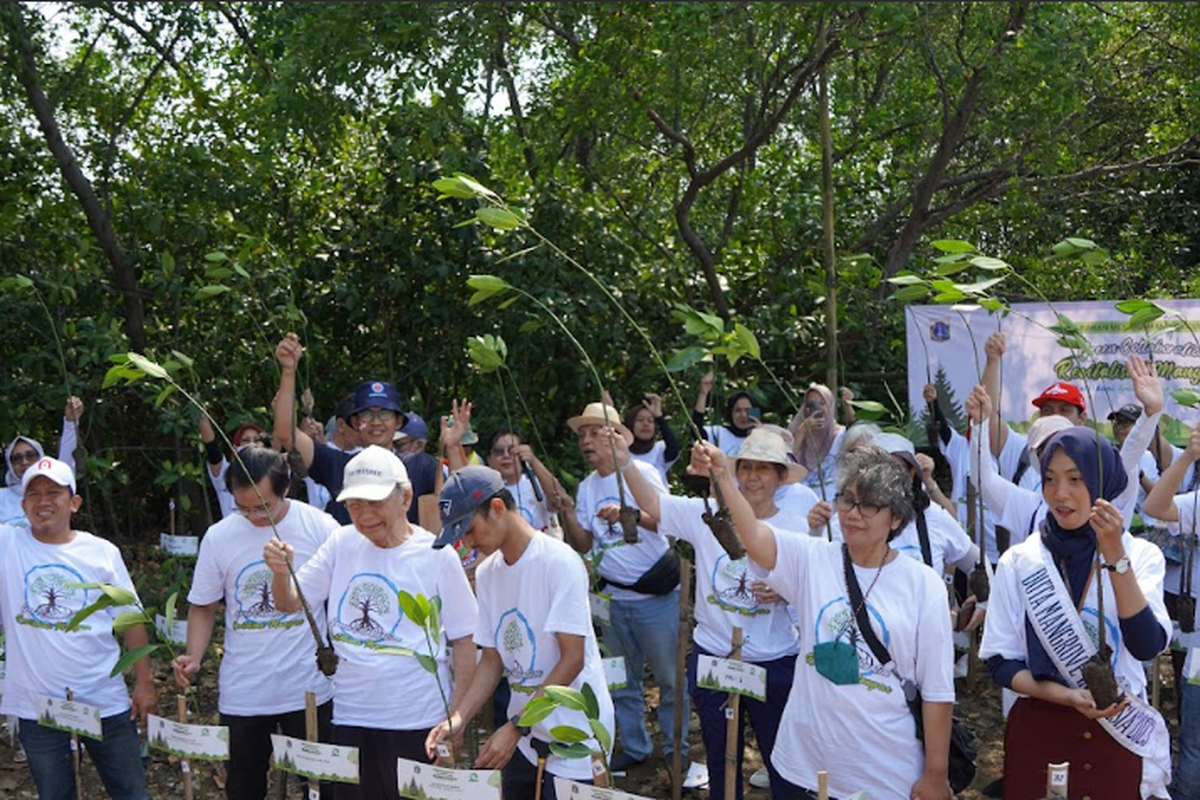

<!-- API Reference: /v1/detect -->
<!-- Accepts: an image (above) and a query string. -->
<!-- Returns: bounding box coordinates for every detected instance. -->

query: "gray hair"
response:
[842,422,882,452]
[835,445,914,536]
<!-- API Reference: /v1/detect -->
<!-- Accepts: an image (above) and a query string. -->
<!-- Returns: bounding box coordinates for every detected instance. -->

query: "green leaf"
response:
[549,725,590,745]
[1080,249,1109,265]
[204,251,228,262]
[969,256,1009,271]
[932,288,967,304]
[1066,237,1097,249]
[588,717,612,754]
[126,352,169,380]
[549,742,592,760]
[1171,389,1200,408]
[1051,240,1080,256]
[581,683,600,720]
[98,584,137,606]
[931,240,977,253]
[415,593,431,622]
[203,266,233,281]
[886,273,925,286]
[195,285,231,299]
[169,350,194,369]
[113,610,150,633]
[1125,305,1166,330]
[957,277,1005,295]
[466,275,511,306]
[415,654,438,674]
[468,337,505,372]
[65,595,116,631]
[397,590,425,626]
[426,596,440,639]
[161,253,175,275]
[665,347,707,373]
[518,697,559,727]
[454,174,500,201]
[475,207,524,231]
[153,384,176,407]
[109,644,162,677]
[164,591,178,634]
[432,177,477,199]
[849,400,888,421]
[733,323,761,361]
[980,298,1006,313]
[890,284,930,303]
[1115,299,1155,315]
[543,686,588,712]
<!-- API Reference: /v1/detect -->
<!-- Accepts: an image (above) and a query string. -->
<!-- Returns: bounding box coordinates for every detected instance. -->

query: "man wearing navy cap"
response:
[426,466,614,799]
[271,333,439,526]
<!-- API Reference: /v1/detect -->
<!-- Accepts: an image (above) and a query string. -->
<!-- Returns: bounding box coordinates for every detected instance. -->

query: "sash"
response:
[1014,539,1171,799]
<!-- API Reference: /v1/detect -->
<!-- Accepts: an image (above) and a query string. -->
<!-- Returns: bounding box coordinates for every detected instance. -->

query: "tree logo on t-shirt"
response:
[334,572,403,648]
[495,608,543,686]
[19,564,90,630]
[233,562,298,629]
[707,556,770,618]
[811,597,896,688]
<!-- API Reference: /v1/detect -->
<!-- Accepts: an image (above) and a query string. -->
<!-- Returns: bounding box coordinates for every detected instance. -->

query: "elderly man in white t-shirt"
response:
[173,445,339,800]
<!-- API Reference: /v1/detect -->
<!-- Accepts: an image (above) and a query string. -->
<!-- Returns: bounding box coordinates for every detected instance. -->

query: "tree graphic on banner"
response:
[916,364,968,437]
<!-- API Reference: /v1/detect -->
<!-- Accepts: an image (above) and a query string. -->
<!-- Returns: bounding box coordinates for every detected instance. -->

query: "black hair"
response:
[335,393,357,423]
[489,427,525,450]
[471,488,516,525]
[226,444,291,497]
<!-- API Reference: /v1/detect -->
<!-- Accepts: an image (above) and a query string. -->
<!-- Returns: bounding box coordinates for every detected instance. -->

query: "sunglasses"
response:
[10,451,39,466]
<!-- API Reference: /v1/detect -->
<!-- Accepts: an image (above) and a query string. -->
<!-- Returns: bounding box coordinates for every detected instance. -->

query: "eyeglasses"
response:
[236,499,280,520]
[355,409,397,423]
[10,451,39,466]
[490,446,514,456]
[833,493,884,518]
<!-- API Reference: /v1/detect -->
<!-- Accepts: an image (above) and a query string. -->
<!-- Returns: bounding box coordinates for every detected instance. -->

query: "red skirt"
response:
[1004,697,1141,800]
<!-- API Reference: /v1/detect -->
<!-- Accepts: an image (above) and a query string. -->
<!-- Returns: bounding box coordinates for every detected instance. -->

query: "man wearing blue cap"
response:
[271,333,439,526]
[426,466,614,799]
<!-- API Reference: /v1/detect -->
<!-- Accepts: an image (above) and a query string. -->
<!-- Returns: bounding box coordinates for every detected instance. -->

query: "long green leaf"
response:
[164,591,178,633]
[588,717,612,754]
[126,353,168,380]
[65,595,116,631]
[549,742,592,760]
[543,685,588,712]
[581,683,600,720]
[113,610,150,633]
[518,697,559,727]
[549,725,590,745]
[109,644,162,677]
[397,590,424,626]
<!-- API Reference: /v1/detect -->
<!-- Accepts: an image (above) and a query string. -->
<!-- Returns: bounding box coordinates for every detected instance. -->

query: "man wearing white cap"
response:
[263,445,477,800]
[555,401,691,774]
[0,457,156,799]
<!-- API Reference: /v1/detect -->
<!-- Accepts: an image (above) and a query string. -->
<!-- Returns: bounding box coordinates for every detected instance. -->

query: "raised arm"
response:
[688,440,778,569]
[610,429,662,521]
[966,384,1020,516]
[57,395,83,473]
[272,334,315,468]
[440,400,471,473]
[1144,422,1200,523]
[982,332,1007,457]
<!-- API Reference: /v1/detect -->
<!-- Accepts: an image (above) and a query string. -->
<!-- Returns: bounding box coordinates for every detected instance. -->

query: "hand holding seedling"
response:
[172,653,200,689]
[1090,498,1126,560]
[263,539,295,576]
[275,332,303,374]
[1127,354,1163,416]
[923,383,937,404]
[964,384,992,425]
[687,439,727,479]
[807,500,832,532]
[1066,686,1130,720]
[984,331,1006,363]
[64,395,84,422]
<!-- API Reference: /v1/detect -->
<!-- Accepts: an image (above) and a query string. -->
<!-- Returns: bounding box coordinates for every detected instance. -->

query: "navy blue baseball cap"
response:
[434,466,505,548]
[348,380,406,423]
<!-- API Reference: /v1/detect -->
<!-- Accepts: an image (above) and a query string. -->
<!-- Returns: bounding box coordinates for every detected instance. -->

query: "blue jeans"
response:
[19,711,149,800]
[1176,676,1200,799]
[601,590,689,761]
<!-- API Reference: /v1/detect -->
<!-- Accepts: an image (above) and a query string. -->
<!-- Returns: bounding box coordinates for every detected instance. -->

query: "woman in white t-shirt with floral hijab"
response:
[689,440,955,800]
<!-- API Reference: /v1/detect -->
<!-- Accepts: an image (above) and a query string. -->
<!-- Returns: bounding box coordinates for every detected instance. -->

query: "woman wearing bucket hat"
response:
[615,425,807,799]
[691,439,956,800]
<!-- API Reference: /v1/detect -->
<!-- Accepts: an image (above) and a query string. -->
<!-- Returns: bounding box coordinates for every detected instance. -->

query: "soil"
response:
[0,656,1177,799]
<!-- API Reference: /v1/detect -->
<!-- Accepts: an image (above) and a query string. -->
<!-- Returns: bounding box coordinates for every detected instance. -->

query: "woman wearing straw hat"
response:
[615,426,807,799]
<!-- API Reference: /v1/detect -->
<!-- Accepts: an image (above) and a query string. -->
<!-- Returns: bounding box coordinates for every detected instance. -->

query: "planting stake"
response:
[671,554,693,800]
[817,770,829,800]
[67,688,83,800]
[591,751,609,788]
[178,694,194,800]
[306,691,319,799]
[1152,653,1162,711]
[1046,761,1069,799]
[169,498,176,537]
[724,627,744,800]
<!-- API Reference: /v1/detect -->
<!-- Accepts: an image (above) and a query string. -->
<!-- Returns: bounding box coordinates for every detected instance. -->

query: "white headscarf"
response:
[5,436,44,487]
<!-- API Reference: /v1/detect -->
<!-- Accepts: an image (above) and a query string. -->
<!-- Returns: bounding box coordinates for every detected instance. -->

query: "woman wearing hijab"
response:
[1,397,83,528]
[981,427,1171,799]
[624,393,681,484]
[692,372,761,455]
[789,384,845,500]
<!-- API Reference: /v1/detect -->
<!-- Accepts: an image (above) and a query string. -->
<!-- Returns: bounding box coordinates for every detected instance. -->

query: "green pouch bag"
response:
[813,639,860,686]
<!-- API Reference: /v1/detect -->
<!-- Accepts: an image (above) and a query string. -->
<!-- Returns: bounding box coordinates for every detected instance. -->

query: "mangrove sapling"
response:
[396,591,463,767]
[517,683,613,787]
[104,352,338,676]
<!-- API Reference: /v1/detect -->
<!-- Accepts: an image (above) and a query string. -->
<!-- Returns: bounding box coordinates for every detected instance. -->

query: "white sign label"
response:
[160,533,200,557]
[155,614,188,646]
[36,695,103,740]
[589,593,611,623]
[272,734,360,784]
[602,657,627,690]
[147,715,229,760]
[396,758,501,799]
[696,655,767,702]
[552,778,655,800]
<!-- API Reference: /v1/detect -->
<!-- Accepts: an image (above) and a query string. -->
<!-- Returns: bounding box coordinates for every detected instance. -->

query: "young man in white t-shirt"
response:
[264,446,477,800]
[172,445,338,800]
[0,457,156,799]
[426,466,615,798]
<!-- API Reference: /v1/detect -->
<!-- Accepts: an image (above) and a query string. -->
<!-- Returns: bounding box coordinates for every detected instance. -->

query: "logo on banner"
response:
[930,321,951,342]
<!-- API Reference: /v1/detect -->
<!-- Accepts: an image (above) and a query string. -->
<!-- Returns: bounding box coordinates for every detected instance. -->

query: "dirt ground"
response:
[0,656,1178,799]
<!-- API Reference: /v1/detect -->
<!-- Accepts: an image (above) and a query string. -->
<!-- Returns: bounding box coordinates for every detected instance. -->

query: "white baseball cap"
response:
[336,446,410,503]
[21,456,77,494]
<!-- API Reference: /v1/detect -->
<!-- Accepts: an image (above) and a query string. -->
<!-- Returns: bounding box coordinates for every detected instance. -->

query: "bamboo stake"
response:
[178,695,194,800]
[724,627,744,800]
[306,691,319,800]
[591,751,609,788]
[671,555,692,800]
[67,688,83,800]
[1046,761,1069,799]
[817,769,829,800]
[1152,652,1162,711]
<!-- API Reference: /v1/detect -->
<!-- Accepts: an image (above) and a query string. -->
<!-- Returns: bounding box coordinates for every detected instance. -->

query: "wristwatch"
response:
[508,714,531,737]
[1103,555,1131,575]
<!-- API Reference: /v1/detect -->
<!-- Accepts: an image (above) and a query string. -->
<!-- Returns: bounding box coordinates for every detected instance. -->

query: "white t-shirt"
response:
[1167,492,1199,614]
[754,534,955,799]
[773,482,820,524]
[188,501,338,715]
[702,425,746,456]
[630,440,677,485]
[937,425,1003,561]
[799,430,844,500]
[474,534,614,781]
[0,527,140,719]
[574,462,670,602]
[658,496,799,662]
[294,525,478,728]
[981,532,1169,702]
[506,474,549,532]
[998,428,1041,492]
[825,505,973,576]
[0,487,26,530]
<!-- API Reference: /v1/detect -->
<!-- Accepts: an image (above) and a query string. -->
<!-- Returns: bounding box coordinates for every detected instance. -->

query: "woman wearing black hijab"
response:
[981,427,1171,799]
[692,371,759,455]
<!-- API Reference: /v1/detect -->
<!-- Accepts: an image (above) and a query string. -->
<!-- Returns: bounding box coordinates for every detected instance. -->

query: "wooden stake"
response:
[724,627,744,800]
[306,691,319,799]
[817,770,829,800]
[671,554,692,800]
[1046,761,1069,799]
[178,695,193,800]
[67,688,83,800]
[591,751,609,788]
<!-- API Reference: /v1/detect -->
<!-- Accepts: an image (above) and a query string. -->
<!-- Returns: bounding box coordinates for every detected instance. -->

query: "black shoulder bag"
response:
[843,547,976,793]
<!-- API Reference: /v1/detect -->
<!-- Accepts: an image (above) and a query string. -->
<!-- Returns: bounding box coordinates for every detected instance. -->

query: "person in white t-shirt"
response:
[484,427,565,535]
[689,440,956,800]
[0,457,156,799]
[172,445,338,800]
[557,401,691,772]
[618,425,806,798]
[624,394,681,484]
[0,396,83,529]
[264,446,478,800]
[424,466,615,798]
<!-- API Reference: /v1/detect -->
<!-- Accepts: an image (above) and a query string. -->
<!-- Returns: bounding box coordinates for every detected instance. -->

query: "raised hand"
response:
[984,331,1006,363]
[64,396,84,422]
[644,393,664,417]
[964,384,992,426]
[275,333,304,372]
[923,383,937,404]
[1126,354,1163,416]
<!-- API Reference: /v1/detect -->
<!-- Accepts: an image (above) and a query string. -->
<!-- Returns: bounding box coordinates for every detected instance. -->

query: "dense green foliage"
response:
[1,2,1197,540]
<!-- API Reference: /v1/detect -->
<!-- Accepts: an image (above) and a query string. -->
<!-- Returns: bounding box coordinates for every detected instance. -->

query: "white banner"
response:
[905,300,1200,440]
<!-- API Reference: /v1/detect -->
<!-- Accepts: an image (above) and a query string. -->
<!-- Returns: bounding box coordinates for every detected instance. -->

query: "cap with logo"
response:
[1107,403,1142,424]
[336,445,410,503]
[434,466,505,549]
[1032,382,1086,412]
[21,456,77,494]
[347,381,406,423]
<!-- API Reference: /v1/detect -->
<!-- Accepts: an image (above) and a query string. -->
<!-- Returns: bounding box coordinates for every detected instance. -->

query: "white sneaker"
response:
[749,766,770,788]
[682,761,709,789]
